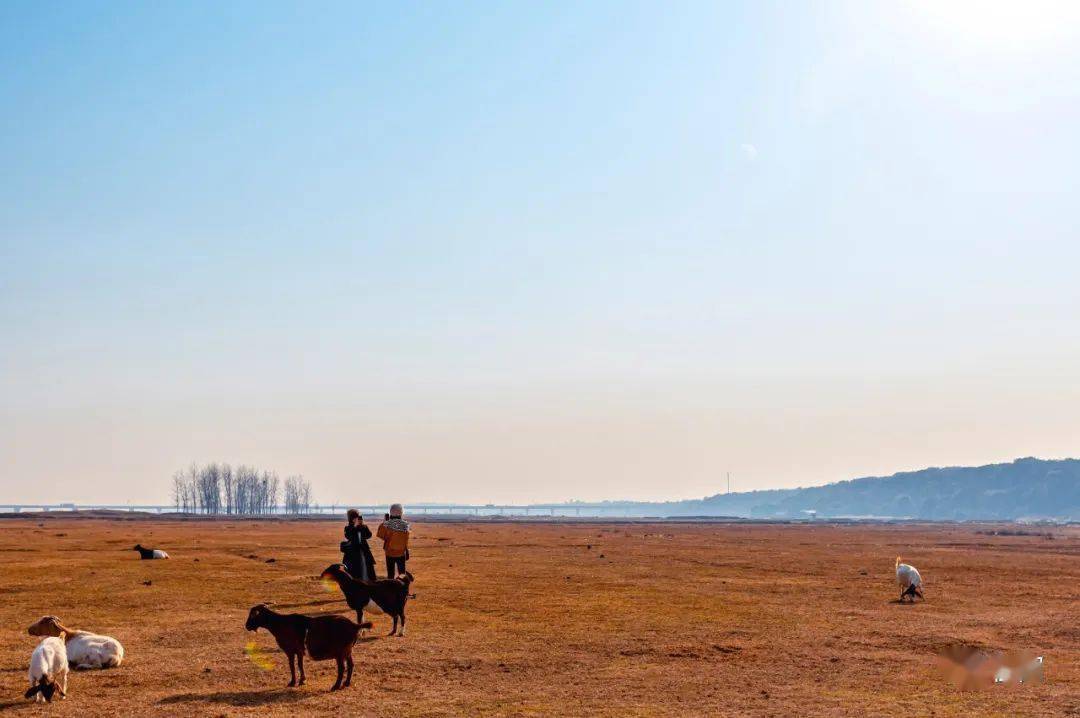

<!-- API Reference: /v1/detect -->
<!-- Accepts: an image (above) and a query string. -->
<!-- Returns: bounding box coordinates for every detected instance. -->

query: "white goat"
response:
[895,556,924,602]
[26,635,68,702]
[28,616,124,669]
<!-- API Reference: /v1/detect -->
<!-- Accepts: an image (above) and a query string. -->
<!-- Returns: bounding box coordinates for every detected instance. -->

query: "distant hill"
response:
[651,458,1080,520]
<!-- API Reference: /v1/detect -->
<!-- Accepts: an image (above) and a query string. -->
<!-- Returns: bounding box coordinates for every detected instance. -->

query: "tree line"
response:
[171,463,313,515]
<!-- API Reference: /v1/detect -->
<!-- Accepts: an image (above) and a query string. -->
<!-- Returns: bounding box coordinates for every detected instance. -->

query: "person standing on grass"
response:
[341,509,376,581]
[377,503,410,578]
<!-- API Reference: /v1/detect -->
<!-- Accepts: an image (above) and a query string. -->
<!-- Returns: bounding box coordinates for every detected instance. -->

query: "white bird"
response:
[895,556,923,602]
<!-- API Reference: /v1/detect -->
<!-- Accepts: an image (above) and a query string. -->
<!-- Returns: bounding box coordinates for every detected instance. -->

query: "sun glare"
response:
[909,0,1080,50]
[244,641,276,671]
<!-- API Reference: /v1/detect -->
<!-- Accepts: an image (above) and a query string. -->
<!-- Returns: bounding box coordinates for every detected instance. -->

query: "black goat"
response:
[320,564,414,636]
[245,604,371,691]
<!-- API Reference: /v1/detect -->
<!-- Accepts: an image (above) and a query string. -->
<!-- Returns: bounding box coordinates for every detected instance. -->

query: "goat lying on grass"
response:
[28,616,124,669]
[133,544,169,559]
[245,604,371,691]
[319,564,414,637]
[26,635,67,703]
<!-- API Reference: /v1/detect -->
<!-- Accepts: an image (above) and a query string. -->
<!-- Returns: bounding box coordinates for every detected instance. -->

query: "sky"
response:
[2,1,1079,506]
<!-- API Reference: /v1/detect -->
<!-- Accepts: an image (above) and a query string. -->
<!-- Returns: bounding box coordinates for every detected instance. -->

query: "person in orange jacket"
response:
[376,503,410,578]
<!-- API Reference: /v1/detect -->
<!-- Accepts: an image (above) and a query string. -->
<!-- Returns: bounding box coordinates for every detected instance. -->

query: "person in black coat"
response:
[341,509,376,581]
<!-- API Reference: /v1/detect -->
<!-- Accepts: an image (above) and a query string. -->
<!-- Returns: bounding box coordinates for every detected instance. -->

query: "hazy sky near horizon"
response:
[3,1,1080,506]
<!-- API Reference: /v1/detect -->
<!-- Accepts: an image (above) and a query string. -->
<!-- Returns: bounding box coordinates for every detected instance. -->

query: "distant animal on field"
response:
[895,556,924,602]
[319,563,414,636]
[133,544,169,559]
[28,616,124,669]
[26,635,68,703]
[245,604,371,691]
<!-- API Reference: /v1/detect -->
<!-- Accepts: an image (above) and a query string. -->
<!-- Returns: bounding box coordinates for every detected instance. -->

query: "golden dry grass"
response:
[0,518,1077,716]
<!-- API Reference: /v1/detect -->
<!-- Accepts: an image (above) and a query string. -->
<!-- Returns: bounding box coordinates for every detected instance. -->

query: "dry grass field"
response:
[0,517,1077,717]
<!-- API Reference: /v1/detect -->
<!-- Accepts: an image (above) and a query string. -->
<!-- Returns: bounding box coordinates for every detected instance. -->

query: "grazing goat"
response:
[245,604,371,691]
[896,556,924,602]
[133,544,169,559]
[26,636,68,703]
[320,563,414,636]
[28,616,124,669]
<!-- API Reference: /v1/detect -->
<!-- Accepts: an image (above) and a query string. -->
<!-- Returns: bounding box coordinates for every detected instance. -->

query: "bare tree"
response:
[283,475,312,515]
[268,474,279,515]
[169,463,310,515]
[186,464,201,513]
[172,471,188,512]
[221,463,234,515]
[235,465,255,515]
[299,478,311,514]
[200,463,221,514]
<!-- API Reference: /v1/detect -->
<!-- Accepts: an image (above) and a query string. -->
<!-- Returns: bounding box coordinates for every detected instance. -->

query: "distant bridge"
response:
[0,502,655,518]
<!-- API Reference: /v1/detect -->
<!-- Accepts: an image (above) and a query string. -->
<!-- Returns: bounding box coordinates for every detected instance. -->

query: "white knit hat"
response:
[389,503,403,517]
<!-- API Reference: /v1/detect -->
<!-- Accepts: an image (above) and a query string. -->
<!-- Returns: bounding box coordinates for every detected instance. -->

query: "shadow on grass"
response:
[159,688,318,707]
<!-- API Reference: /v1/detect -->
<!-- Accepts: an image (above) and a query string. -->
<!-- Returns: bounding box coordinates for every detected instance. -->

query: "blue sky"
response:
[2,1,1079,504]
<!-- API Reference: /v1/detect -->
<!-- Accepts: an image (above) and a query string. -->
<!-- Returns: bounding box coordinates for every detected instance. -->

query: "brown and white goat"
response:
[244,604,371,691]
[319,564,414,636]
[28,616,124,669]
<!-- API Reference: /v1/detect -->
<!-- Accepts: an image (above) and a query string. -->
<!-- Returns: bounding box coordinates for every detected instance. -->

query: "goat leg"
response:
[287,653,297,687]
[344,654,353,688]
[331,656,344,691]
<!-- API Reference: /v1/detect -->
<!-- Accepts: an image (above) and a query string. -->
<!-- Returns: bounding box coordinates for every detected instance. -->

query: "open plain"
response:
[0,517,1077,717]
